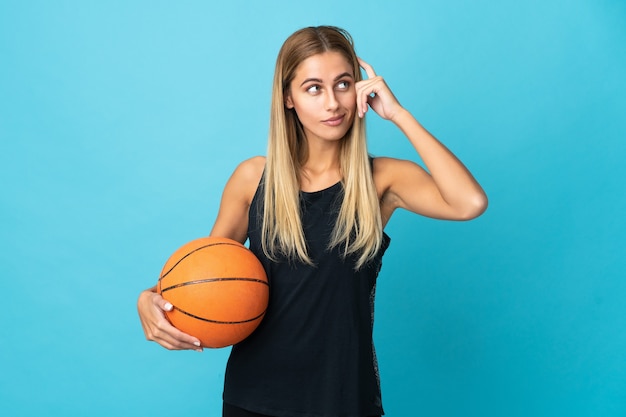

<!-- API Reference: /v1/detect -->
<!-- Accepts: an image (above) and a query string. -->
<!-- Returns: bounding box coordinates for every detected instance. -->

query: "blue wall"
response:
[1,1,624,415]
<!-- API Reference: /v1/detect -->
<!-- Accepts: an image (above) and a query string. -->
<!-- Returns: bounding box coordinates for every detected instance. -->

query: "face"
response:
[285,51,357,143]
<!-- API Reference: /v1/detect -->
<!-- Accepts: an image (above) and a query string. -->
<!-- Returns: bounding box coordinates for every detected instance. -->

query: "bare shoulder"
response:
[210,156,265,242]
[219,156,265,207]
[372,156,433,224]
[233,156,265,183]
[372,156,429,192]
[233,155,265,191]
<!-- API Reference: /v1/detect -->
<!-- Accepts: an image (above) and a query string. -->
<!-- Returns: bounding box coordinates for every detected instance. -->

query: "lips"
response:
[322,115,345,126]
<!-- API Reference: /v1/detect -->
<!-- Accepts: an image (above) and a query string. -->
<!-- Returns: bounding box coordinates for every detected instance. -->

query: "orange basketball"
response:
[156,237,269,348]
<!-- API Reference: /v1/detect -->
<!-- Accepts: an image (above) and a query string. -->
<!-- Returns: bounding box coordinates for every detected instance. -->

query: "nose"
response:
[325,90,339,111]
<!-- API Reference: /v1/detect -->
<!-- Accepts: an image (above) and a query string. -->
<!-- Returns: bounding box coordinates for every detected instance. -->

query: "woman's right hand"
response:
[137,287,203,351]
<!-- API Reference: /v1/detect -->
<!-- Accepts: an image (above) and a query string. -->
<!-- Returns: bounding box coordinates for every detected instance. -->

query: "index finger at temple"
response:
[358,57,377,79]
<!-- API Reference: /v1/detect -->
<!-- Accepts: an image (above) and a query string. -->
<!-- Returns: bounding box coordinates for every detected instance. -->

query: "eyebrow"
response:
[300,72,354,87]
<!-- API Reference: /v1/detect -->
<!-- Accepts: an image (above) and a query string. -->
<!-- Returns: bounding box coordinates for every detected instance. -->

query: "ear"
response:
[285,92,294,109]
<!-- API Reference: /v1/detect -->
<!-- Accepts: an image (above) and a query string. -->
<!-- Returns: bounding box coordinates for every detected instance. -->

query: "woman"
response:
[138,26,487,417]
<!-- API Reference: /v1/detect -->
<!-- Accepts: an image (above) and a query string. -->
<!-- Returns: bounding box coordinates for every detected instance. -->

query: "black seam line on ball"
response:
[158,242,246,282]
[172,306,266,324]
[160,277,269,293]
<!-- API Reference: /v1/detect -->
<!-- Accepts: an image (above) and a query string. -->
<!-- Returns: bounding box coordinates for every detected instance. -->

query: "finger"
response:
[356,79,377,117]
[150,294,203,349]
[158,332,203,351]
[154,334,203,352]
[160,299,173,312]
[150,318,203,350]
[358,57,377,79]
[358,87,365,118]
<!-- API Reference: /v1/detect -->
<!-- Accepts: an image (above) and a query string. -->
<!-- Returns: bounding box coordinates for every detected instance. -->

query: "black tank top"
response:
[223,173,391,417]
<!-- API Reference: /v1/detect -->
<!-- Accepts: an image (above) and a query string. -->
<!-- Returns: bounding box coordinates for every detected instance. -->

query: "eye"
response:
[306,85,321,94]
[336,80,350,90]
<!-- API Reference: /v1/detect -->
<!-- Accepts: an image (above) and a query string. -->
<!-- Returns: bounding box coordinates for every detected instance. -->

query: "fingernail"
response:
[194,341,201,347]
[195,348,203,353]
[164,302,173,311]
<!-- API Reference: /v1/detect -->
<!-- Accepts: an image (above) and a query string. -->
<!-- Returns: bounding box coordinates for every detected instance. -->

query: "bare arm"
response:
[357,59,488,222]
[209,156,265,241]
[377,112,487,221]
[137,157,264,350]
[137,285,202,351]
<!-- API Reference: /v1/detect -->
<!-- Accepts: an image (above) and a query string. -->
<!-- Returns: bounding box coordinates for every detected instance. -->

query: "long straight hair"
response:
[263,26,383,269]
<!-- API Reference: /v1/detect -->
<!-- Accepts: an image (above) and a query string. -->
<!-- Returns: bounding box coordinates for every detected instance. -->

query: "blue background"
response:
[1,1,625,416]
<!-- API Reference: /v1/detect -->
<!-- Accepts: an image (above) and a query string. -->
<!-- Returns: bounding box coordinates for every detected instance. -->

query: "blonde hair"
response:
[263,26,383,269]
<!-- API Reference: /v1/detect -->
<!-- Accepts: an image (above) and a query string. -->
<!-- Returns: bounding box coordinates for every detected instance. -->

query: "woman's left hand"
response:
[356,58,403,120]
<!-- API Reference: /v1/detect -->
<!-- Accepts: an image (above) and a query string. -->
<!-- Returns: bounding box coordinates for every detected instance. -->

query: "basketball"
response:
[156,237,269,348]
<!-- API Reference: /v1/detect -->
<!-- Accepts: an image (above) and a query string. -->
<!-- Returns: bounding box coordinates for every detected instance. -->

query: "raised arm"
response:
[357,58,488,223]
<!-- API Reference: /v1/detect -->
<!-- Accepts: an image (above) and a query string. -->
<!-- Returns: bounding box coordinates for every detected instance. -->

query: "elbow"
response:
[457,192,488,221]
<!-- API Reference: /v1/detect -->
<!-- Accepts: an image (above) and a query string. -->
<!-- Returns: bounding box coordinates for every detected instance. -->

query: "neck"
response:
[299,141,342,192]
